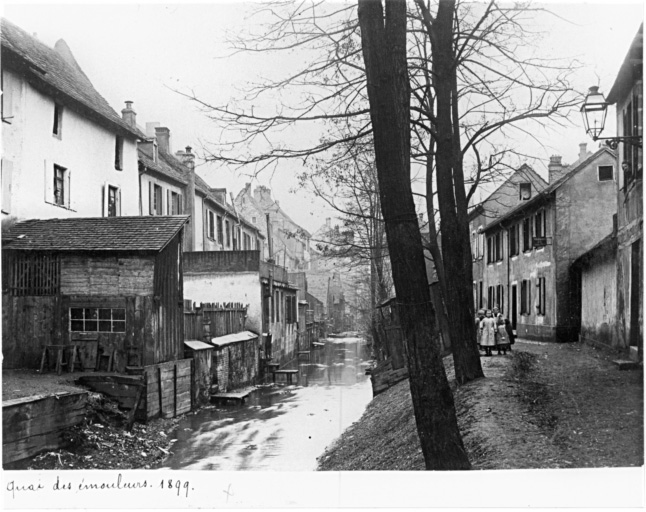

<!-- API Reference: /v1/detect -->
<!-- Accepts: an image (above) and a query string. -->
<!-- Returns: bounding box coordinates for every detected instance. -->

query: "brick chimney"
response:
[121,101,136,128]
[253,185,272,205]
[578,143,589,162]
[176,146,196,251]
[155,126,171,154]
[548,155,565,183]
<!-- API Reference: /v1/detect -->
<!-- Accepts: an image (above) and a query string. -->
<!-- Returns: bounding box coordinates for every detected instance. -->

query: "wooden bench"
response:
[272,369,299,385]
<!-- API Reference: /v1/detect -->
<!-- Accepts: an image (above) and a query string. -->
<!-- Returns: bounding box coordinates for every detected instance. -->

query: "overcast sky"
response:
[3,1,644,232]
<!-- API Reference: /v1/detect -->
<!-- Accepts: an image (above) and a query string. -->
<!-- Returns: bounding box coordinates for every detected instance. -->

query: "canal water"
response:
[159,335,373,470]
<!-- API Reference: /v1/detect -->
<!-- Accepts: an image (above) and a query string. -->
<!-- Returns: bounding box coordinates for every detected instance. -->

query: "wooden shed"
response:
[2,216,188,372]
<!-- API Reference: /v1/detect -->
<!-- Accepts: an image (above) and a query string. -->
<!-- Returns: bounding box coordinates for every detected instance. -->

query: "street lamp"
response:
[581,85,642,150]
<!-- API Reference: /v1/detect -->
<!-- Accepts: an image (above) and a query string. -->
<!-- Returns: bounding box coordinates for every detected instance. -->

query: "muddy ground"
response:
[318,340,643,470]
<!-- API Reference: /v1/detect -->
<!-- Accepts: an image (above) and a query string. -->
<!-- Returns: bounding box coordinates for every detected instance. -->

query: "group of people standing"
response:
[476,306,516,356]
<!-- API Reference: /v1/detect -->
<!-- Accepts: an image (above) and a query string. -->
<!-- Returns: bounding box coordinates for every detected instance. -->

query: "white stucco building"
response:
[1,18,142,227]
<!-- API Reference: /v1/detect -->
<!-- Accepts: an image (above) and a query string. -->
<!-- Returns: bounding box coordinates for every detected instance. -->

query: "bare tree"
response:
[357,0,470,469]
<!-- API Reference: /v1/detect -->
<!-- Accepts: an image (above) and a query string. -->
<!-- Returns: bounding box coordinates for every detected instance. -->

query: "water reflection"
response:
[160,336,372,471]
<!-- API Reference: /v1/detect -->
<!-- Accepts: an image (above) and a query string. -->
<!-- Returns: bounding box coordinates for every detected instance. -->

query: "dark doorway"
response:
[629,239,642,349]
[511,284,518,330]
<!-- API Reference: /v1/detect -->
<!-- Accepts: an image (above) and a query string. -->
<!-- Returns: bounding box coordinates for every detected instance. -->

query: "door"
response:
[511,284,518,331]
[630,240,642,348]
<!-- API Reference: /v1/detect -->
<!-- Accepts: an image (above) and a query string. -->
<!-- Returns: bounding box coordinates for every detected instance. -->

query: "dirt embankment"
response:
[317,341,643,470]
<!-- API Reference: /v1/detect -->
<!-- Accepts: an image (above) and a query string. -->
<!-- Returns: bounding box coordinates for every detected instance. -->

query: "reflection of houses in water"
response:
[295,336,369,387]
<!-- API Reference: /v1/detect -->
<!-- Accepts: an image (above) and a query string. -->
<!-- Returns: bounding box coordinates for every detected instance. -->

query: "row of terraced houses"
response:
[0,17,350,407]
[469,24,642,359]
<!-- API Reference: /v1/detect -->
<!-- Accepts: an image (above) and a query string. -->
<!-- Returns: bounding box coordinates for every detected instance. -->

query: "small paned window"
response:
[70,307,126,332]
[107,185,119,217]
[54,165,66,206]
[598,165,614,181]
[53,103,63,137]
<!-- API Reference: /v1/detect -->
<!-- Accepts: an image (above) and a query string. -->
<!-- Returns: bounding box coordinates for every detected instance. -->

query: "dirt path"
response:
[318,340,643,470]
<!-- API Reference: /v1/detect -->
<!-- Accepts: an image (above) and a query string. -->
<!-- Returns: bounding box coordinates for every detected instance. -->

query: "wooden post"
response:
[157,366,163,418]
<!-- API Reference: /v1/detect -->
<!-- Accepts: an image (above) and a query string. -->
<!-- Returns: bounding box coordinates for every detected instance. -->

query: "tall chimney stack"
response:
[155,126,171,154]
[578,143,588,162]
[121,101,136,128]
[176,145,196,251]
[548,155,565,183]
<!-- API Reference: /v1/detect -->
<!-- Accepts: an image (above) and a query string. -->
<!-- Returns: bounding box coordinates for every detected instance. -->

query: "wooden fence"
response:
[184,301,248,340]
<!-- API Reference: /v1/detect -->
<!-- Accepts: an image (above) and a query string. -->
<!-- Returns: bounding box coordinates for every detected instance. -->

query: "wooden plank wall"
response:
[2,295,61,369]
[60,255,155,296]
[143,359,192,421]
[152,236,184,366]
[3,391,88,465]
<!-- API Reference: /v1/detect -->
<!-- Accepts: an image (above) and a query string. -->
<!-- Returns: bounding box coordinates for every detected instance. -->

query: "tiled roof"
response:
[138,146,261,235]
[483,147,615,232]
[1,18,140,140]
[3,216,189,252]
[139,151,189,186]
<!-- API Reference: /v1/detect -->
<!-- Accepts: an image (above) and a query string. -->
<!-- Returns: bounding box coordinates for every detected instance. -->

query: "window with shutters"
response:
[521,279,532,315]
[171,192,182,214]
[208,210,215,240]
[537,277,546,315]
[104,184,120,217]
[217,216,224,245]
[54,165,65,206]
[149,184,163,215]
[523,217,532,252]
[509,223,519,256]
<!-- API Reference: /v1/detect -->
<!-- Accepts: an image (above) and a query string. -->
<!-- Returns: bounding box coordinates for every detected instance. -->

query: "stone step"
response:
[613,359,641,371]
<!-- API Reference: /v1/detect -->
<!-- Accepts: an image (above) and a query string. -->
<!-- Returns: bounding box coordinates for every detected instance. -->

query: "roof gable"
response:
[469,164,548,225]
[4,216,188,252]
[483,146,616,232]
[1,18,140,140]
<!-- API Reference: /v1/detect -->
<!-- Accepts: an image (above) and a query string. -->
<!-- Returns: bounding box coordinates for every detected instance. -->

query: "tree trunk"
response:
[357,0,470,470]
[431,0,484,385]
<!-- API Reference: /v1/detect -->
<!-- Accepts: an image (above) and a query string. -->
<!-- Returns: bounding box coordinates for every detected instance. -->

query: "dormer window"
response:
[53,103,63,137]
[519,182,531,200]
